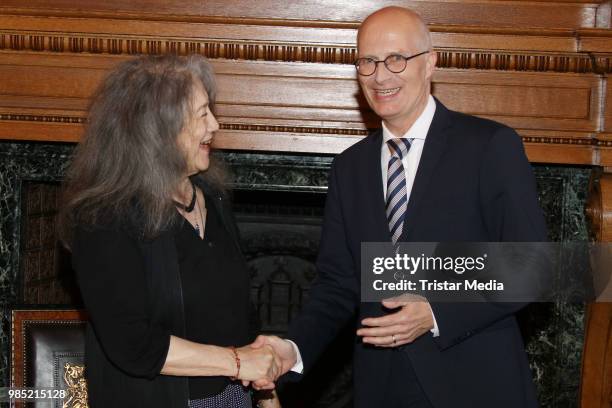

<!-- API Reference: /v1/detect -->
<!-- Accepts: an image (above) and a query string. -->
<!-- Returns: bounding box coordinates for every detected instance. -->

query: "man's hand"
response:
[235,344,279,386]
[356,294,434,347]
[249,335,298,390]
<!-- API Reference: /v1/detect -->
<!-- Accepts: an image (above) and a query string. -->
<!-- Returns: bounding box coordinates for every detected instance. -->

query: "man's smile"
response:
[374,87,401,97]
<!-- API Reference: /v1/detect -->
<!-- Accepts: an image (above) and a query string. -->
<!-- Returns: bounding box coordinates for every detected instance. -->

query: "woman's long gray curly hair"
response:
[59,54,225,245]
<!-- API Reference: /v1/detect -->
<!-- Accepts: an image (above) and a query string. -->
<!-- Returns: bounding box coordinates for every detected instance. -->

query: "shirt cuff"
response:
[285,339,304,374]
[428,303,440,337]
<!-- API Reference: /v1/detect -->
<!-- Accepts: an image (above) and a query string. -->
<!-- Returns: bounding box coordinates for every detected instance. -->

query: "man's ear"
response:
[425,50,437,80]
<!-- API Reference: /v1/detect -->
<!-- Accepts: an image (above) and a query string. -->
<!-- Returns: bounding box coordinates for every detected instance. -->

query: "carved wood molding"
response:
[0,31,359,64]
[587,172,612,243]
[0,112,609,146]
[436,49,596,73]
[0,113,84,124]
[1,30,610,73]
[594,55,612,73]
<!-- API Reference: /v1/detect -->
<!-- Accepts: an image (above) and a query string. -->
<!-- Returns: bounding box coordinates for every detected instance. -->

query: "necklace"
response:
[193,192,207,238]
[174,181,196,213]
[194,193,201,236]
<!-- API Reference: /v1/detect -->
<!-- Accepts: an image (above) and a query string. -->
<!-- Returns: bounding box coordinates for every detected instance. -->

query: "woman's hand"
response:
[235,344,279,384]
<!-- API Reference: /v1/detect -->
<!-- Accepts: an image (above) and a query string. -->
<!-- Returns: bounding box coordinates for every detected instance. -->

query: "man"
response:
[254,6,546,408]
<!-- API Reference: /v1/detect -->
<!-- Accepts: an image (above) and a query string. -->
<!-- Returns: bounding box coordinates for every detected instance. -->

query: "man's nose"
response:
[374,61,393,83]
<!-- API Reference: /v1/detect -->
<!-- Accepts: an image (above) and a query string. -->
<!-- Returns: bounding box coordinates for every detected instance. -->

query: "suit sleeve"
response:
[430,127,548,350]
[72,227,171,378]
[287,162,360,373]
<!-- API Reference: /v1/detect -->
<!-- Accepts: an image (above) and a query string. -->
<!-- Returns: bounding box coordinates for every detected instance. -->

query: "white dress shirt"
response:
[381,95,435,201]
[289,95,439,374]
[381,95,439,338]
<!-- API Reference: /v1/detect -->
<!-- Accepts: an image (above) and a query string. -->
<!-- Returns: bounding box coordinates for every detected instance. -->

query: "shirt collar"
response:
[382,95,436,143]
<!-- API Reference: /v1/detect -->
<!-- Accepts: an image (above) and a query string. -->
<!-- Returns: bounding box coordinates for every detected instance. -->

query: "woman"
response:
[60,55,280,407]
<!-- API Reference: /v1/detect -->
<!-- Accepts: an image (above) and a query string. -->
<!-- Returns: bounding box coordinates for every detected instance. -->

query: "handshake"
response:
[230,335,298,390]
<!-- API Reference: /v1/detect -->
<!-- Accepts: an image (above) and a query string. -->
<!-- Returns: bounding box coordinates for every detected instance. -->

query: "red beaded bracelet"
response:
[229,347,240,380]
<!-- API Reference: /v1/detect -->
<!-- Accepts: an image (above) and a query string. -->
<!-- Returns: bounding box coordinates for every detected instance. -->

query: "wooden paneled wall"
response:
[1,1,611,407]
[0,0,611,163]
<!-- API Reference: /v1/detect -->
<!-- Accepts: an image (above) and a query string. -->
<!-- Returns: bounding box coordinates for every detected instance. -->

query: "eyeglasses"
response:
[354,51,429,76]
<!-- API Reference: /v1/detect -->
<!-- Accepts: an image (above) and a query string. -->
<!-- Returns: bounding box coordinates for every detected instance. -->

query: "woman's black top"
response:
[175,196,251,399]
[72,182,254,407]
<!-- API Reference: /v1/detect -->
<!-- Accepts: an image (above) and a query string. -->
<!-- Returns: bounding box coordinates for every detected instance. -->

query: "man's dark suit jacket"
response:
[288,99,547,408]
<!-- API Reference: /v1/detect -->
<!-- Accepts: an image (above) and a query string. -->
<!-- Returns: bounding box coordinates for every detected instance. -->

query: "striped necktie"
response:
[386,138,412,244]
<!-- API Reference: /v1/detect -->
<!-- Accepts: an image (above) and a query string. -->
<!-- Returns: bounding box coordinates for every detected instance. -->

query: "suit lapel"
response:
[362,130,393,242]
[400,99,452,241]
